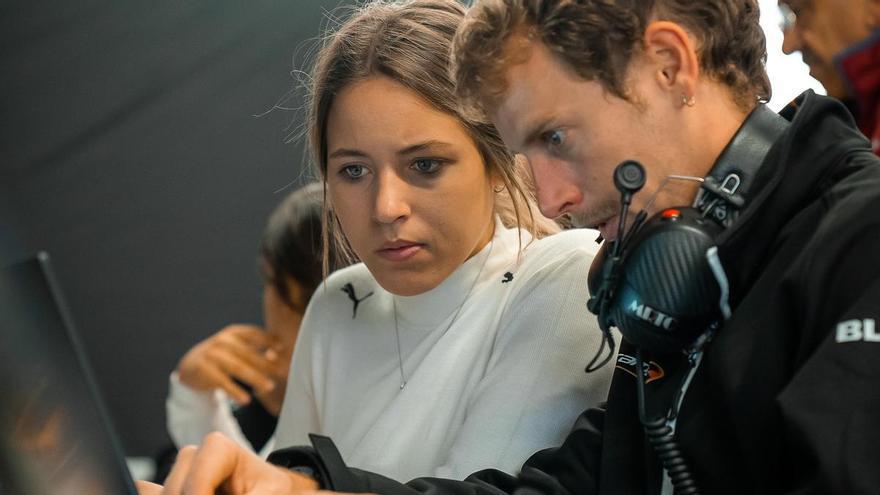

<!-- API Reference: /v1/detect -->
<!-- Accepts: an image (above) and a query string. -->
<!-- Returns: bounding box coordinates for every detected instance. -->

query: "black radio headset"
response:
[584,104,790,495]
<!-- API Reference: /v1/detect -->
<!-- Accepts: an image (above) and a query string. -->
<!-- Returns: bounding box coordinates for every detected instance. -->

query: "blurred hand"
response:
[139,432,318,495]
[177,324,287,407]
[251,344,292,416]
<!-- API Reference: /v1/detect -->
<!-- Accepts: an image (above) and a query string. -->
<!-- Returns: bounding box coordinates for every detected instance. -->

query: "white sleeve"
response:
[433,245,614,479]
[165,372,261,453]
[272,296,323,450]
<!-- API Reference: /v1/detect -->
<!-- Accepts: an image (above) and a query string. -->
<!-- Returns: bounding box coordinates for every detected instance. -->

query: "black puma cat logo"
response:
[341,282,374,319]
[502,272,514,283]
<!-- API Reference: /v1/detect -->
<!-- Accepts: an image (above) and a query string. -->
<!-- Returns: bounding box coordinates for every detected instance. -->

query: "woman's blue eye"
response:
[412,158,442,174]
[342,164,366,179]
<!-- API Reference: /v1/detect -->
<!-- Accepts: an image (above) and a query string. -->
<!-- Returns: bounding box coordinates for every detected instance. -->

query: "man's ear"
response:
[642,21,699,105]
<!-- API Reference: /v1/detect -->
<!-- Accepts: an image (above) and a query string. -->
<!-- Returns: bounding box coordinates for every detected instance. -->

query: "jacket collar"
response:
[717,91,872,300]
[694,104,788,228]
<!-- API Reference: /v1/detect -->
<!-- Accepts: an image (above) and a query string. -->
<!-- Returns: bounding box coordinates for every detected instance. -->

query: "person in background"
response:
[166,182,326,457]
[779,0,880,153]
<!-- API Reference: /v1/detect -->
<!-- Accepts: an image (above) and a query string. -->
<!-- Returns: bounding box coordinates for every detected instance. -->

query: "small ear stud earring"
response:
[681,93,696,107]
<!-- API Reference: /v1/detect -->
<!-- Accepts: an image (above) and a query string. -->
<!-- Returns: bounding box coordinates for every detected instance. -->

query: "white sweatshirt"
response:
[274,222,613,481]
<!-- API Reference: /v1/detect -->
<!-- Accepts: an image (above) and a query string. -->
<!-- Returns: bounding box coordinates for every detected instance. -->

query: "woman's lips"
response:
[376,242,424,262]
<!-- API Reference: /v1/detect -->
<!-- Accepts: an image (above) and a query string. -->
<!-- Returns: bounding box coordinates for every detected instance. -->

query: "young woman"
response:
[165,182,328,457]
[271,0,614,482]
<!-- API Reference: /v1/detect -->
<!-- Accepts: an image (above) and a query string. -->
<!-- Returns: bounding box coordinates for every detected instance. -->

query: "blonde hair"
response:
[305,0,558,276]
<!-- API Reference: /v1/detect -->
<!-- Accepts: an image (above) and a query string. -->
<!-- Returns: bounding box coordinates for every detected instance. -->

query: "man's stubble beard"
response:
[566,197,620,230]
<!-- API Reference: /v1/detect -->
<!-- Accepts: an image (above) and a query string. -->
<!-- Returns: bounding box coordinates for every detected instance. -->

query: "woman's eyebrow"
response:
[397,140,454,155]
[328,141,454,159]
[328,148,369,160]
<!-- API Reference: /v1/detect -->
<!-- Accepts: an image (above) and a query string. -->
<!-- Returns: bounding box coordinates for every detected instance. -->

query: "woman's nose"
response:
[372,170,411,224]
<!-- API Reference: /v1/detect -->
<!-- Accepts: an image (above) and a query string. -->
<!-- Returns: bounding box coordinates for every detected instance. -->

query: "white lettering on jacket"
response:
[835,319,879,343]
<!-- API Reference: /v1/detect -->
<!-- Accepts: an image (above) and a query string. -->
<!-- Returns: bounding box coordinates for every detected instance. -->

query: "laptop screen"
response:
[0,253,136,495]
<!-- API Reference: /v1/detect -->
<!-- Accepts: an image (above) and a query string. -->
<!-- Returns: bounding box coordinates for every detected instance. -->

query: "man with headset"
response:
[140,0,880,494]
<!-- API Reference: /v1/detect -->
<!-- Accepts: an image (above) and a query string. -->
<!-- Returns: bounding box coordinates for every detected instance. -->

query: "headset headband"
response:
[695,104,790,226]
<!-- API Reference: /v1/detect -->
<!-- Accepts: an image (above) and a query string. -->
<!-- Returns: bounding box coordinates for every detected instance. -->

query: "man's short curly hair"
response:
[452,0,771,114]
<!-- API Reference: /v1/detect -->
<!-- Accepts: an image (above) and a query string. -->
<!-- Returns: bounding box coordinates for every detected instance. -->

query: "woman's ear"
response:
[642,21,700,106]
[286,276,309,313]
[489,167,506,193]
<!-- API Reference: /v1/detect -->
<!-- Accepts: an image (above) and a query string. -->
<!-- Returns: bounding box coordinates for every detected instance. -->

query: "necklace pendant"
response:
[390,239,494,393]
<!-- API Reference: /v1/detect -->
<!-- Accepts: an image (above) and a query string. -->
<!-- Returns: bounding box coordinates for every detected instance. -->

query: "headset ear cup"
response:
[610,207,723,353]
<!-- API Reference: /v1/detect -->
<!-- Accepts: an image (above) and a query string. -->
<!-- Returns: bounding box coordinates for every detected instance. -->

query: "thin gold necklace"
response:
[392,239,495,390]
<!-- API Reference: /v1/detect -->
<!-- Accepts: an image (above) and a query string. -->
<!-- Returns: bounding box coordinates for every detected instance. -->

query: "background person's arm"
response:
[166,323,285,452]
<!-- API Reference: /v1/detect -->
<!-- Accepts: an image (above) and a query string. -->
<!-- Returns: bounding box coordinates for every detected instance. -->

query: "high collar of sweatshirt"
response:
[392,216,527,327]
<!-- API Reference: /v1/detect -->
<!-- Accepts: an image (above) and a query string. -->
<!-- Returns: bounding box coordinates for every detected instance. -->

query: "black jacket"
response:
[269,92,880,494]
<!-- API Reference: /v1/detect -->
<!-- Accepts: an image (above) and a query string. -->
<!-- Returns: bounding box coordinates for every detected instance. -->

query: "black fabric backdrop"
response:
[1,0,345,455]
